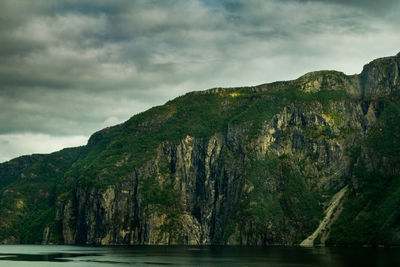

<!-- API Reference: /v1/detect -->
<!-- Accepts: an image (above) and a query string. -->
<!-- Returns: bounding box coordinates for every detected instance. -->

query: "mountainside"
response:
[1,53,400,246]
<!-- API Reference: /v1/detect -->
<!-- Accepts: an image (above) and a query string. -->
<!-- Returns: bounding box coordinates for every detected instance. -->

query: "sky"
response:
[1,0,400,163]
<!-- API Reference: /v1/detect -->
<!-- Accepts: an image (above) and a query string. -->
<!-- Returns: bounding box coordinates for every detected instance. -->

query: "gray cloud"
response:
[291,0,400,11]
[1,0,400,162]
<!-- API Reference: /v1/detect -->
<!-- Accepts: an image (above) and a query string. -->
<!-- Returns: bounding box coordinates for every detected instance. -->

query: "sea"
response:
[0,245,398,266]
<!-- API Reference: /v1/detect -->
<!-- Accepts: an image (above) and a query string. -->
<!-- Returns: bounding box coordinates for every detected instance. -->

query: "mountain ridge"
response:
[1,53,399,246]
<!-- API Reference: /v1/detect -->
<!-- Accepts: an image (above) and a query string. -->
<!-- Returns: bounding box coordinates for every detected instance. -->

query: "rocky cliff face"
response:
[361,53,400,98]
[1,53,400,246]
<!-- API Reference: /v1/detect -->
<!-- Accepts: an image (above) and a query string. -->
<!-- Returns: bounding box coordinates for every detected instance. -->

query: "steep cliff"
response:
[1,53,399,246]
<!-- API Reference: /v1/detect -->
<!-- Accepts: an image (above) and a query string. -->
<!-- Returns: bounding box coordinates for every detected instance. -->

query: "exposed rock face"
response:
[296,71,361,97]
[57,96,389,245]
[1,53,400,246]
[59,133,243,245]
[361,53,400,98]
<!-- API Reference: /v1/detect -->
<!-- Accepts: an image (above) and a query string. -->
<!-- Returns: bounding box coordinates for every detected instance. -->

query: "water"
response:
[0,245,398,266]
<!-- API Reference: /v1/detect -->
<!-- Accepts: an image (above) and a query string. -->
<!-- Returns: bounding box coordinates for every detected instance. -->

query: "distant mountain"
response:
[1,53,399,246]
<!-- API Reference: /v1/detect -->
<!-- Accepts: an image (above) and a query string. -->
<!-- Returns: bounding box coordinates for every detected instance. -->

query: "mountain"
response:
[1,53,400,246]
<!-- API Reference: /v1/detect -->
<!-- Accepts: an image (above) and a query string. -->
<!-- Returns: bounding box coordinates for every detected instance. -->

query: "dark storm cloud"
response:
[1,0,400,162]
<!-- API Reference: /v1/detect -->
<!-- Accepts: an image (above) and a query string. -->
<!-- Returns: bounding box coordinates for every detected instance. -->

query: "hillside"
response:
[1,53,400,246]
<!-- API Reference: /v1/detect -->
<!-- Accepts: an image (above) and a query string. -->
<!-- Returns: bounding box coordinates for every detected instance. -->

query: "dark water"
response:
[0,245,398,266]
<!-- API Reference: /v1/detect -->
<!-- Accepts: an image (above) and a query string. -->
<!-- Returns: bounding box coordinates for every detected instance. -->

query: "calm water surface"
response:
[0,245,398,267]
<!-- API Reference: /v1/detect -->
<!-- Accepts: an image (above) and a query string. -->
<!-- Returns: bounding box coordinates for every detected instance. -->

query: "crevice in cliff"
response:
[75,188,88,245]
[132,168,140,243]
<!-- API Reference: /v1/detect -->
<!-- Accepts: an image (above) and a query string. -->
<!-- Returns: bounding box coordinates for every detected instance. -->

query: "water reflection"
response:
[0,252,101,262]
[0,245,398,267]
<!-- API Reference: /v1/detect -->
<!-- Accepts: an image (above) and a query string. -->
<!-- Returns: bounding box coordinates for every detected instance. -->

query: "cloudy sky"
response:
[1,0,400,162]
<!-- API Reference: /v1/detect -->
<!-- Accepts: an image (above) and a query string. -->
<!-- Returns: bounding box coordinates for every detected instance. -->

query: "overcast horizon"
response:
[1,0,400,163]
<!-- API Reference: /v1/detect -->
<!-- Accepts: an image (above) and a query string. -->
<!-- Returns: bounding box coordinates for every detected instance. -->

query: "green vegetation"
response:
[0,154,44,191]
[67,84,349,188]
[327,99,400,245]
[0,80,352,244]
[366,100,400,158]
[141,177,180,211]
[0,147,81,243]
[327,170,400,245]
[224,153,323,245]
[141,175,184,243]
[139,158,184,243]
[0,65,399,246]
